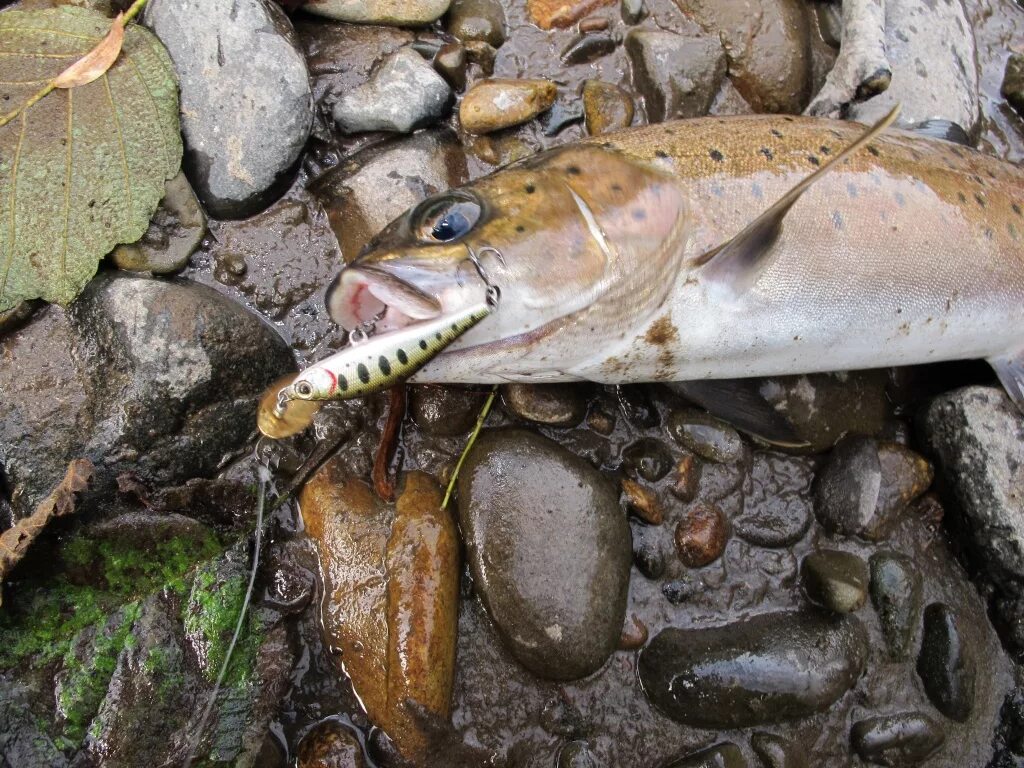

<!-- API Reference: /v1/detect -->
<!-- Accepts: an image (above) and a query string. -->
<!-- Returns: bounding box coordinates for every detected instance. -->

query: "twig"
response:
[441,386,497,510]
[373,385,407,502]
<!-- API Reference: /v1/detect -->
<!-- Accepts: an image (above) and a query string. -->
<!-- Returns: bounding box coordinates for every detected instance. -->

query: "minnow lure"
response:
[275,286,498,414]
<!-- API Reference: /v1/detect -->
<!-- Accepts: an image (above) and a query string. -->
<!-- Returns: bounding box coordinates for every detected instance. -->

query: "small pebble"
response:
[750,732,807,768]
[587,406,616,435]
[582,79,635,135]
[621,0,646,23]
[662,579,694,605]
[674,502,728,568]
[501,383,586,427]
[801,549,869,613]
[434,41,467,91]
[558,740,599,768]
[446,0,507,48]
[296,719,366,768]
[634,542,666,579]
[618,614,649,650]
[1002,53,1024,117]
[670,454,701,501]
[463,40,497,75]
[870,551,923,660]
[622,438,673,482]
[528,0,617,29]
[621,478,663,525]
[850,711,945,766]
[917,603,976,722]
[668,408,745,463]
[460,78,557,134]
[561,33,617,66]
[579,16,609,31]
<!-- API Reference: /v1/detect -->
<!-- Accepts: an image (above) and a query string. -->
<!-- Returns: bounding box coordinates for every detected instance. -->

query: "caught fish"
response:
[326,106,1024,434]
[277,288,497,410]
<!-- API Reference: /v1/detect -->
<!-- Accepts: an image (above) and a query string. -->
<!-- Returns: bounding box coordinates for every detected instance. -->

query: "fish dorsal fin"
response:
[697,105,901,298]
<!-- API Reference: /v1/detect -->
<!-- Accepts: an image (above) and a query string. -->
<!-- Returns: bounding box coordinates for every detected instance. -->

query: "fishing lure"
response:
[275,285,499,415]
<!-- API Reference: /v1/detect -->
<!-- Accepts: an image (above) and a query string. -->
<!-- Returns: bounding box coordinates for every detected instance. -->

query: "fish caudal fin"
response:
[989,347,1024,413]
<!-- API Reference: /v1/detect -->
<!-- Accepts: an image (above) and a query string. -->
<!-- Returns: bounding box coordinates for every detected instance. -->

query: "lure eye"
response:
[294,380,314,398]
[414,193,482,243]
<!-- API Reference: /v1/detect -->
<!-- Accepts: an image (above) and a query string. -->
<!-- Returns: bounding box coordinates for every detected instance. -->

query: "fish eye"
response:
[414,193,482,243]
[295,381,314,398]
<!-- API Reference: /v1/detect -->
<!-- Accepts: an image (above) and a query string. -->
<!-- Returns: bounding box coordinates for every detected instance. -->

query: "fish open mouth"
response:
[326,265,443,333]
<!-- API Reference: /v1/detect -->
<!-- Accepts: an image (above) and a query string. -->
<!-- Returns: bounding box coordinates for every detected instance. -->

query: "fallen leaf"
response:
[0,458,94,605]
[52,12,126,89]
[0,7,182,312]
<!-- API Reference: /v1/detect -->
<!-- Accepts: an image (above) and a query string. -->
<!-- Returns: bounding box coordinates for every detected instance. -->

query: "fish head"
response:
[327,145,689,374]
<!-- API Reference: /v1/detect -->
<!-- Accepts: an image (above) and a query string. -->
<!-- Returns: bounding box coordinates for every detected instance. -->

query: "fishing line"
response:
[181,464,269,768]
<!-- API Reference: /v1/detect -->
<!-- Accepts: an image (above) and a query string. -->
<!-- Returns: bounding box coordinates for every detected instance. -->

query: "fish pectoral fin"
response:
[666,379,811,449]
[696,104,902,299]
[989,347,1024,413]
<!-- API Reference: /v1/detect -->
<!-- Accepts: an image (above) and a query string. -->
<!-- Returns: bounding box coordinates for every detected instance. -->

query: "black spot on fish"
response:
[1014,202,1024,217]
[951,146,964,158]
[807,155,820,167]
[759,147,774,161]
[632,208,647,221]
[770,129,783,138]
[525,183,536,194]
[419,339,428,350]
[396,348,408,365]
[867,145,881,157]
[972,174,985,186]
[832,210,844,230]
[566,165,582,175]
[819,145,832,155]
[611,183,622,192]
[709,149,724,162]
[655,150,669,159]
[846,182,858,198]
[894,191,905,207]
[357,364,370,384]
[975,192,986,208]
[379,356,391,376]
[435,332,443,341]
[957,191,968,204]
[783,116,795,122]
[516,224,526,233]
[338,375,348,391]
[451,323,459,331]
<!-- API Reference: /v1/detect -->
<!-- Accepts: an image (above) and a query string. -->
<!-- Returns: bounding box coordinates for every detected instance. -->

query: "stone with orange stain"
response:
[527,0,615,29]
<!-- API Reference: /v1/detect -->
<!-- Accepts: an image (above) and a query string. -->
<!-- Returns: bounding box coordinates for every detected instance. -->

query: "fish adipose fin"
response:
[990,347,1024,413]
[696,104,902,299]
[667,379,811,448]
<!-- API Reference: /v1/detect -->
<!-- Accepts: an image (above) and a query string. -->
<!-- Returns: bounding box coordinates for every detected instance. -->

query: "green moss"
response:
[182,563,261,684]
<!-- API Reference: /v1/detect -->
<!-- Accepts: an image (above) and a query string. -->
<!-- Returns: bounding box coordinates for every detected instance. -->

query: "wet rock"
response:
[672,0,811,113]
[457,429,632,680]
[540,696,586,736]
[634,542,666,579]
[332,47,453,134]
[670,454,701,503]
[668,408,745,464]
[638,611,868,727]
[848,0,979,138]
[750,732,807,768]
[622,438,673,482]
[583,80,635,135]
[460,78,558,134]
[675,502,728,568]
[661,579,694,605]
[621,0,645,24]
[528,0,616,29]
[921,388,1024,618]
[813,437,932,540]
[624,30,727,122]
[801,550,868,613]
[870,552,923,660]
[1003,53,1024,118]
[850,712,945,767]
[312,129,467,260]
[579,17,609,31]
[447,0,506,48]
[916,603,975,722]
[111,172,206,274]
[0,679,67,767]
[666,742,747,768]
[619,614,649,650]
[622,478,663,525]
[540,98,586,135]
[757,370,891,452]
[410,386,488,437]
[616,385,660,428]
[0,273,292,517]
[734,453,813,548]
[144,0,313,219]
[303,0,451,24]
[297,720,367,768]
[558,740,599,768]
[434,41,468,91]
[561,33,617,66]
[501,384,586,427]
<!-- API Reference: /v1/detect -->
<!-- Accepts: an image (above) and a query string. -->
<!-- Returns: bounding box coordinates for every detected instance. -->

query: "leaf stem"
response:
[121,0,151,26]
[441,386,497,510]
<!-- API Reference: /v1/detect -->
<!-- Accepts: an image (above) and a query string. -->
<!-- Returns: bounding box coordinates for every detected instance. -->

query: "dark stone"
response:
[615,385,660,428]
[851,711,945,766]
[622,438,674,482]
[661,579,694,605]
[668,408,745,464]
[674,502,729,568]
[870,552,923,660]
[1003,53,1024,117]
[410,385,488,437]
[446,0,507,48]
[638,611,868,728]
[750,732,807,768]
[801,550,869,613]
[734,454,812,548]
[457,430,632,680]
[624,31,727,121]
[666,742,747,768]
[501,384,586,427]
[434,41,468,91]
[916,603,976,722]
[296,719,367,768]
[558,740,599,768]
[561,33,617,66]
[634,543,666,579]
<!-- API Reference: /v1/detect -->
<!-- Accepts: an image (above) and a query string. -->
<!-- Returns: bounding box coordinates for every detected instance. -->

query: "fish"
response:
[325,107,1024,424]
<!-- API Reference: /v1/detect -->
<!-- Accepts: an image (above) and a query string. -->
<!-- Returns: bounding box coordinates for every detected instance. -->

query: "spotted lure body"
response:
[279,291,496,407]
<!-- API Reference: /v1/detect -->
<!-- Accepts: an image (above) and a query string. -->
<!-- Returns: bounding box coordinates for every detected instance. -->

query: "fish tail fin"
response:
[989,346,1024,413]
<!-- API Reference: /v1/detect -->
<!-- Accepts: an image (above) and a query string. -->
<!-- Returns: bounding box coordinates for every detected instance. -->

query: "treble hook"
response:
[462,243,507,292]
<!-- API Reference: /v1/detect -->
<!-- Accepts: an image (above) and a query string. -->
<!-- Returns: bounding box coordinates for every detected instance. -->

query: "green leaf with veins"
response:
[0,6,181,311]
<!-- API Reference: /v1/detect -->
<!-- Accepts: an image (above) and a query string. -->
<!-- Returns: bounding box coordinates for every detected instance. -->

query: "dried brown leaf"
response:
[52,12,126,89]
[0,458,94,604]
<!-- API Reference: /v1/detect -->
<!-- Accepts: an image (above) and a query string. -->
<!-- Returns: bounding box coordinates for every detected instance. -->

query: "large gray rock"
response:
[638,611,868,728]
[624,30,726,122]
[0,273,293,517]
[332,47,453,134]
[303,0,451,24]
[922,387,1024,638]
[457,429,632,680]
[145,0,313,219]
